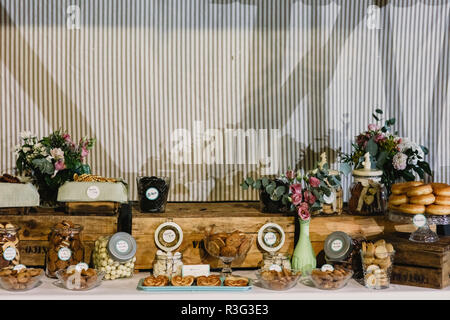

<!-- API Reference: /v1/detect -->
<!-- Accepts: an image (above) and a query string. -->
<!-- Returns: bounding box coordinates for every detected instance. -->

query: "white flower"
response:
[46,155,53,163]
[20,131,35,140]
[22,147,31,153]
[33,143,42,150]
[393,152,408,170]
[50,148,64,160]
[398,138,424,160]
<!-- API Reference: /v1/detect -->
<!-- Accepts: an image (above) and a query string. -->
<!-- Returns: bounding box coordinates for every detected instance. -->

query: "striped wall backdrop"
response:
[0,0,449,201]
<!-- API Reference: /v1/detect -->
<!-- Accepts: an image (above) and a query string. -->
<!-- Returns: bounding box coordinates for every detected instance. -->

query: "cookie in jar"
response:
[45,220,84,278]
[152,250,183,278]
[93,232,137,280]
[348,153,387,215]
[0,223,20,269]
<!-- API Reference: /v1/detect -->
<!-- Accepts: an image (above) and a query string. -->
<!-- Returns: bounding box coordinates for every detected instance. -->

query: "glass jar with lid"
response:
[257,223,292,271]
[348,152,387,215]
[323,231,365,279]
[45,220,84,278]
[0,223,20,270]
[152,221,184,278]
[93,232,137,280]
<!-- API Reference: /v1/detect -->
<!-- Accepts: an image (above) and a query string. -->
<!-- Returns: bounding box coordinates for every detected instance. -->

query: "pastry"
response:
[59,267,98,290]
[171,275,195,287]
[310,266,351,290]
[391,181,423,195]
[206,230,251,258]
[224,276,249,287]
[409,193,435,205]
[398,203,426,214]
[434,186,450,197]
[0,267,42,290]
[260,268,301,290]
[431,182,448,190]
[142,275,169,287]
[388,194,408,205]
[196,275,221,286]
[425,204,450,215]
[434,196,450,206]
[406,184,433,197]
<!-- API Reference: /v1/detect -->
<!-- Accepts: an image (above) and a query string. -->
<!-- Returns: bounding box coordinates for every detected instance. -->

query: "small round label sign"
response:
[321,264,335,272]
[264,232,277,246]
[413,214,427,228]
[13,264,26,271]
[162,229,176,243]
[3,247,16,261]
[269,264,282,272]
[146,187,159,200]
[58,247,72,261]
[75,262,89,272]
[87,186,100,199]
[116,240,129,253]
[331,239,343,252]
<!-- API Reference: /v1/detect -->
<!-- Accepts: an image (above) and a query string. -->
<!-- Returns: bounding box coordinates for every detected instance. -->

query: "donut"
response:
[409,194,436,205]
[388,194,408,205]
[398,204,426,214]
[391,181,424,195]
[387,202,399,211]
[434,186,450,197]
[406,184,433,197]
[431,182,448,190]
[425,205,450,215]
[434,196,450,206]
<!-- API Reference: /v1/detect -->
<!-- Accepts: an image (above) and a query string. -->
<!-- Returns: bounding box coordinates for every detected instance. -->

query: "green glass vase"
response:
[292,218,316,274]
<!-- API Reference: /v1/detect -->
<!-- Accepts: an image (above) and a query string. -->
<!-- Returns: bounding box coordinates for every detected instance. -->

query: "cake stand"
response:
[387,210,450,243]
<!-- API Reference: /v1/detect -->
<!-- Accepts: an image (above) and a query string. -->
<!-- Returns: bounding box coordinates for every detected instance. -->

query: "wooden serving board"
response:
[132,202,416,270]
[384,233,450,289]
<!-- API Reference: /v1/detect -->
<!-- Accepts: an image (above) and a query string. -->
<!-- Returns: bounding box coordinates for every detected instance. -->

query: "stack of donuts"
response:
[388,181,450,215]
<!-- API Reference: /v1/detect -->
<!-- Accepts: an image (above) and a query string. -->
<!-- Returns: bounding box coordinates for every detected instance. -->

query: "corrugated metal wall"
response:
[0,0,449,201]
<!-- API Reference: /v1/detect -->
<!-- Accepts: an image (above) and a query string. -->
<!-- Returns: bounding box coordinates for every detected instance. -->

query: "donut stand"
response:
[387,210,450,243]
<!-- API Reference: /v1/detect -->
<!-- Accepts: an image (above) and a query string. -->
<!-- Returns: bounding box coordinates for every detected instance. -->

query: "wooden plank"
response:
[19,240,95,267]
[391,264,449,289]
[66,202,119,215]
[0,214,118,241]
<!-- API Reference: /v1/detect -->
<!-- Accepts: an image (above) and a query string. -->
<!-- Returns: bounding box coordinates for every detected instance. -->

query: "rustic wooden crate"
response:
[384,233,450,289]
[0,208,119,267]
[132,202,416,270]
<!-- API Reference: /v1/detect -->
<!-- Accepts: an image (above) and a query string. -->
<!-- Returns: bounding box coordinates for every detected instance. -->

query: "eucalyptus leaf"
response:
[401,170,415,181]
[372,114,380,121]
[376,151,388,168]
[367,138,378,156]
[32,158,54,175]
[339,163,352,176]
[275,186,286,197]
[261,177,269,187]
[375,108,383,114]
[245,177,254,186]
[253,180,262,190]
[240,182,249,190]
[266,182,276,194]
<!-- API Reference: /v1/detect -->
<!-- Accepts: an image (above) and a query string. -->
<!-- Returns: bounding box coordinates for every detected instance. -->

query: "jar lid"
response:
[107,232,137,262]
[324,231,353,261]
[257,223,285,253]
[352,152,383,177]
[154,222,183,252]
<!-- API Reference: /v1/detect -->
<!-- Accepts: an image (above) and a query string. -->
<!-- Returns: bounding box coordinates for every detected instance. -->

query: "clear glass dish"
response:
[0,272,44,292]
[309,268,353,290]
[255,269,302,291]
[55,270,105,291]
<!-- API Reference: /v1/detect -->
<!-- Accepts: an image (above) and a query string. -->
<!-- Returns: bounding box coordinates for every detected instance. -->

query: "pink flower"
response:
[303,190,316,205]
[291,193,303,206]
[309,177,321,188]
[62,133,71,142]
[290,183,302,195]
[285,170,295,180]
[368,123,379,131]
[55,159,66,171]
[374,133,385,143]
[50,148,64,160]
[81,146,89,158]
[297,202,310,221]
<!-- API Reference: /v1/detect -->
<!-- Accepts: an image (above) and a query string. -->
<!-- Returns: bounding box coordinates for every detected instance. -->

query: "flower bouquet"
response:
[341,109,431,193]
[15,130,95,206]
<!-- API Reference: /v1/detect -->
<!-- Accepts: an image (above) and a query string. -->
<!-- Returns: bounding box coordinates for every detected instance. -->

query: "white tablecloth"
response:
[1,271,448,300]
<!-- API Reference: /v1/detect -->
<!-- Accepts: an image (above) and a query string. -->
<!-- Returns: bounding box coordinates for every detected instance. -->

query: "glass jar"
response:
[348,167,387,216]
[259,253,292,271]
[0,223,20,269]
[152,250,183,278]
[137,176,171,213]
[323,231,365,279]
[45,221,84,278]
[93,232,137,280]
